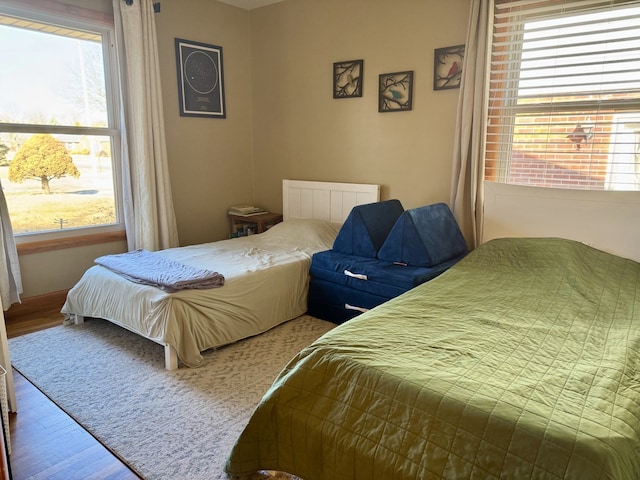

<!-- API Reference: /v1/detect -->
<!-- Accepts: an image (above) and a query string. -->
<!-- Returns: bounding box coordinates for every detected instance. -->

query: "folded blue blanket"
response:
[95,249,225,292]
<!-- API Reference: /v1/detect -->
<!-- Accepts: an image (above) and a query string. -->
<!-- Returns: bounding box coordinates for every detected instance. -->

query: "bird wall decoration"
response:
[333,60,363,98]
[434,45,465,90]
[378,71,413,112]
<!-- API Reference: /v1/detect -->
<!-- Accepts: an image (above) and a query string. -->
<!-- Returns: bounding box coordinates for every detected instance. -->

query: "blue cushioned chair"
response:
[308,201,467,324]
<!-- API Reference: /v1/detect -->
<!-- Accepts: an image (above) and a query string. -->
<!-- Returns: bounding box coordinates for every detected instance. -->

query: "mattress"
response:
[61,219,340,367]
[226,237,640,479]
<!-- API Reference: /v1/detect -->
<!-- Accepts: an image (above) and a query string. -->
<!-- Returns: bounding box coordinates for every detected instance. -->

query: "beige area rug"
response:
[8,316,335,480]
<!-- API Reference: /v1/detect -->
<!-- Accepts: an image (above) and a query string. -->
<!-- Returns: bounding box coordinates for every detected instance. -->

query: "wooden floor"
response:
[5,308,141,480]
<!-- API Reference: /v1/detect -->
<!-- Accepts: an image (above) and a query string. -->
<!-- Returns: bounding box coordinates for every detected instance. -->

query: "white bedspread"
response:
[61,219,339,367]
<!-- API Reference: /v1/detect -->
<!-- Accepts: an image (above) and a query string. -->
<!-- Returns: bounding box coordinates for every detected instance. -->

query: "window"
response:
[485,0,640,191]
[0,3,122,242]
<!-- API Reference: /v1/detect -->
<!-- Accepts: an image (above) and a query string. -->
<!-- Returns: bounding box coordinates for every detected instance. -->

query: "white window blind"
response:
[486,0,640,191]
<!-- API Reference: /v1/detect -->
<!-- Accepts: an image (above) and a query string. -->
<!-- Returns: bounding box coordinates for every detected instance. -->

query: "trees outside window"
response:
[9,134,80,195]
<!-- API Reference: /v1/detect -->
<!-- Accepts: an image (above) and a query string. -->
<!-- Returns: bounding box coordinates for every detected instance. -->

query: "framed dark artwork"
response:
[434,44,465,90]
[333,59,363,98]
[378,71,414,112]
[175,38,226,118]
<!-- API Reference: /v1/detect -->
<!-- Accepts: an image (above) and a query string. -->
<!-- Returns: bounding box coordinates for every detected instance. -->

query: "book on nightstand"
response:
[228,205,268,216]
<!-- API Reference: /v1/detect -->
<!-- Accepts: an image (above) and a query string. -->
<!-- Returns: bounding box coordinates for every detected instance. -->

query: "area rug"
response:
[8,315,335,479]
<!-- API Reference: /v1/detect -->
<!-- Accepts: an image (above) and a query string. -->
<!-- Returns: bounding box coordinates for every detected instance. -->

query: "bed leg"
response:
[63,314,85,326]
[164,345,178,371]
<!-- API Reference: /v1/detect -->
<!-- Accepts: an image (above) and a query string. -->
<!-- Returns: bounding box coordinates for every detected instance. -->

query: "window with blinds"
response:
[485,0,640,191]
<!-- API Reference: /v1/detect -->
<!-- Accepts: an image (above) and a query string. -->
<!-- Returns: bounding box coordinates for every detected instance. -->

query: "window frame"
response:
[486,0,640,191]
[0,0,124,247]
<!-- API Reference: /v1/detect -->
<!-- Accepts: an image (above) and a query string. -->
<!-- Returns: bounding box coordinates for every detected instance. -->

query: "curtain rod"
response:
[124,0,161,13]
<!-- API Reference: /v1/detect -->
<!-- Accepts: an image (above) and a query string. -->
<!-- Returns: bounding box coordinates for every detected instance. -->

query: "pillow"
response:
[263,218,341,247]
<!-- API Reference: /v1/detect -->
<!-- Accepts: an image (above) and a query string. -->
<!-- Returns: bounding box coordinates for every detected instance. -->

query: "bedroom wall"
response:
[15,0,470,299]
[154,0,254,247]
[248,0,470,213]
[154,0,471,242]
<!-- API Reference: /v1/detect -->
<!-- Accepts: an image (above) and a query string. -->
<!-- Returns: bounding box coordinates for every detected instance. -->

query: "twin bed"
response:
[225,237,640,479]
[61,180,380,369]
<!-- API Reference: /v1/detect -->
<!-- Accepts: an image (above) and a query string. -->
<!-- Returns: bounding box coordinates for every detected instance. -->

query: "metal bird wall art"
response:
[434,45,465,90]
[378,71,414,112]
[333,60,363,98]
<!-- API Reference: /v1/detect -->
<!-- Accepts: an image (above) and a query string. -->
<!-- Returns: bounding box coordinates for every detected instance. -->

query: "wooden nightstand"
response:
[228,212,283,238]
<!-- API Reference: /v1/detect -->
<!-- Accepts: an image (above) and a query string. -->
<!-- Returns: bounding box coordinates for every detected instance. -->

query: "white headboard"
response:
[483,181,640,262]
[283,180,380,223]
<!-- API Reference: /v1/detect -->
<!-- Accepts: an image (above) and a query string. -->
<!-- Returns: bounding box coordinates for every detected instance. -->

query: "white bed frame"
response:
[71,180,380,370]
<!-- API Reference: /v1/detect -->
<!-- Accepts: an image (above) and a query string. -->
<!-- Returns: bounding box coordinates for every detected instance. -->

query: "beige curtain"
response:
[113,0,179,251]
[450,0,493,249]
[0,180,21,310]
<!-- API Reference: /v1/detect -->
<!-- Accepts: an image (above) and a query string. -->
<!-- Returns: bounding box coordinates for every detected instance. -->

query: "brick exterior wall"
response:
[504,112,616,189]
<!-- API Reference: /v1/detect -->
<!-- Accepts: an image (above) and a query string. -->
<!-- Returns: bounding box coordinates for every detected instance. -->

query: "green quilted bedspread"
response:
[226,238,640,479]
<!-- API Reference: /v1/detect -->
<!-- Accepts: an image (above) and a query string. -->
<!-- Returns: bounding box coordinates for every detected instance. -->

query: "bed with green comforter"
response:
[225,237,640,479]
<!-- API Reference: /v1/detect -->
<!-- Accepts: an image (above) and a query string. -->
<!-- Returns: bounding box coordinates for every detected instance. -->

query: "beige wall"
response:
[156,0,470,241]
[155,0,255,247]
[18,240,127,298]
[249,0,470,212]
[17,0,470,298]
